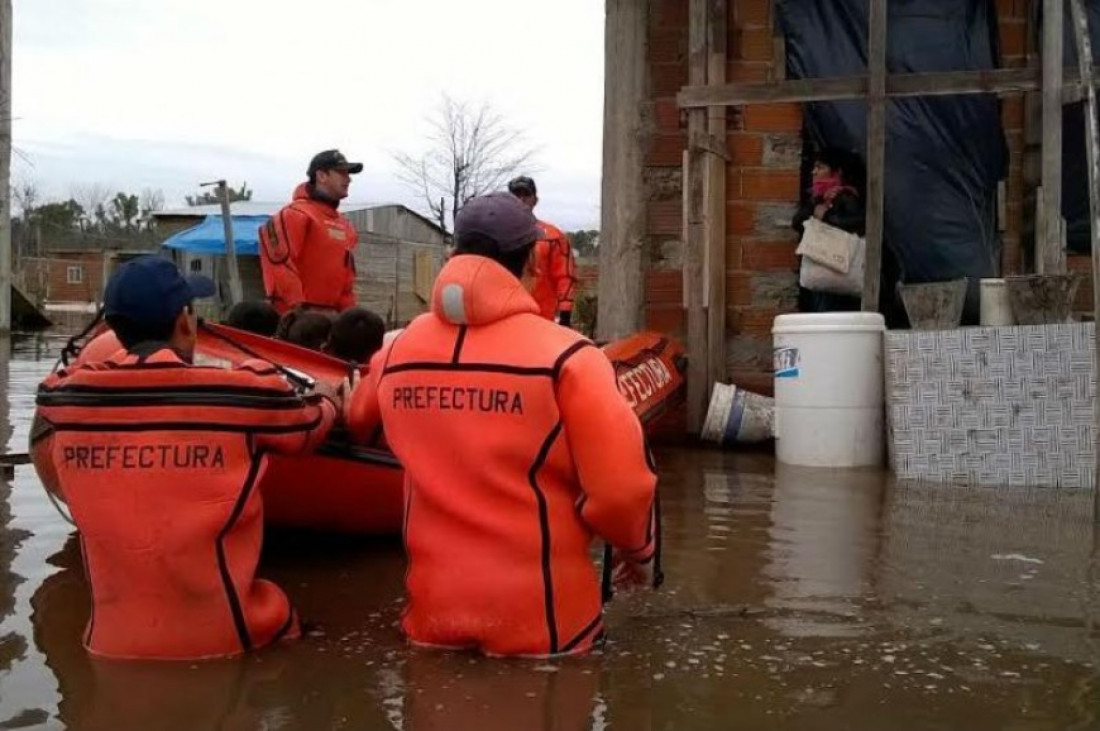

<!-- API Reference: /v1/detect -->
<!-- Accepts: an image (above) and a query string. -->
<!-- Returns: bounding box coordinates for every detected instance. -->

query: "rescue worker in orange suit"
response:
[508,176,578,326]
[259,149,363,314]
[31,256,342,660]
[346,192,659,658]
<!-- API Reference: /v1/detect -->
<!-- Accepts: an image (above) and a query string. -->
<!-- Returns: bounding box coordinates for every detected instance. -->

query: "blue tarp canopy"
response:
[161,215,268,256]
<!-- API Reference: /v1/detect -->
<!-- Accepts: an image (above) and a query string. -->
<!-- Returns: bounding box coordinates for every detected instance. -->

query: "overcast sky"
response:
[11,0,605,230]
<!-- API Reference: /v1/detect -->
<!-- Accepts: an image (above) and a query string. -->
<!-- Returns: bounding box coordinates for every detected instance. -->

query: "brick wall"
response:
[14,253,109,304]
[638,0,1095,398]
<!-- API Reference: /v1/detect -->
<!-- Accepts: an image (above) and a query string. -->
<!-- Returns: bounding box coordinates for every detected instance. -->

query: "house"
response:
[599,0,1097,428]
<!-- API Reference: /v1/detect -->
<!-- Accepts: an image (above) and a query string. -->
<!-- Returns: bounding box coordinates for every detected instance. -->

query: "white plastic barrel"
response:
[772,312,886,467]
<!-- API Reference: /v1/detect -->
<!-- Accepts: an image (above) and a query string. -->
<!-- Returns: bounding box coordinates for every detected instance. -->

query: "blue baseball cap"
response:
[103,256,216,328]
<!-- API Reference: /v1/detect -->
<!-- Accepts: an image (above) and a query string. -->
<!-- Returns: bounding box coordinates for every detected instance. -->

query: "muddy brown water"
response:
[0,335,1097,730]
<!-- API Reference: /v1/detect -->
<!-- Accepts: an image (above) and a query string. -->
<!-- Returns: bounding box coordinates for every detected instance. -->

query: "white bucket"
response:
[701,383,774,445]
[979,278,1015,327]
[772,312,886,467]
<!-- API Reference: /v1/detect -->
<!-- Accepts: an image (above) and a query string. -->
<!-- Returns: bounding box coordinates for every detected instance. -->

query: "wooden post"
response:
[1040,0,1066,274]
[597,0,650,341]
[1066,0,1100,516]
[685,0,709,432]
[862,0,888,312]
[216,181,243,307]
[0,0,12,332]
[706,0,728,405]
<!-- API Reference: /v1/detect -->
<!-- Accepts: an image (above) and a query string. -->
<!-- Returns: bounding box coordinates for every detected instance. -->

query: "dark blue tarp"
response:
[160,215,268,256]
[777,0,1007,322]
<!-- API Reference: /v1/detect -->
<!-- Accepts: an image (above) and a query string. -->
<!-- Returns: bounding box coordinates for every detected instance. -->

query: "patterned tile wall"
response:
[885,324,1097,488]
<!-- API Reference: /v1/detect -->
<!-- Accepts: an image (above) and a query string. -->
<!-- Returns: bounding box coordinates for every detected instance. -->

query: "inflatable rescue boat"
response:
[34,322,685,535]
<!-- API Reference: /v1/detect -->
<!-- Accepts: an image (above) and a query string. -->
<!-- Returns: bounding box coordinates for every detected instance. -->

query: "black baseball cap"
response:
[104,256,216,329]
[454,192,540,253]
[507,175,537,197]
[307,149,364,177]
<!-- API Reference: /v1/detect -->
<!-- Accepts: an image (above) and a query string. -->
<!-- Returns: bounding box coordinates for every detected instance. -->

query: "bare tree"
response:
[139,187,165,230]
[11,179,37,220]
[394,95,538,231]
[70,183,113,231]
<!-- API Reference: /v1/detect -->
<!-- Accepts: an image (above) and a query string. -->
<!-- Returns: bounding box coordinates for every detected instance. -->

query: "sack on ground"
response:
[796,218,865,296]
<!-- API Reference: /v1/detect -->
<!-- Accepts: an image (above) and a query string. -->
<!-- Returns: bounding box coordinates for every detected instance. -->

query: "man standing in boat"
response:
[32,256,343,660]
[508,176,578,327]
[259,149,363,314]
[346,192,658,658]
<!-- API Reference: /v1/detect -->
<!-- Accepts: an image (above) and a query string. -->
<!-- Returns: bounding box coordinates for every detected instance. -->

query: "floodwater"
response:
[0,336,1098,730]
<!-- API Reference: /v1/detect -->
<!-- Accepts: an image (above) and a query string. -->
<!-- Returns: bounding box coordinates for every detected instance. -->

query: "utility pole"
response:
[0,0,13,332]
[200,179,243,309]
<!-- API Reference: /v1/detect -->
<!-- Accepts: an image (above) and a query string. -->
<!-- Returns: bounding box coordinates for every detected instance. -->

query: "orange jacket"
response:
[530,220,577,320]
[346,255,656,657]
[259,183,358,314]
[32,346,336,660]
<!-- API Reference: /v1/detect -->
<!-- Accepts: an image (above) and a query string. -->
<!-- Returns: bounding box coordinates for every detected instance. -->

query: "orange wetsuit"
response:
[347,255,657,657]
[259,182,358,314]
[32,345,336,660]
[530,220,577,322]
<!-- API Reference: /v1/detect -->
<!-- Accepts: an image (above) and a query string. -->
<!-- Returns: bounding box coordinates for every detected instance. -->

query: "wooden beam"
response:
[1066,0,1100,514]
[0,0,11,332]
[597,0,650,341]
[862,0,887,312]
[705,0,728,412]
[684,0,709,433]
[1040,0,1066,274]
[677,67,1100,108]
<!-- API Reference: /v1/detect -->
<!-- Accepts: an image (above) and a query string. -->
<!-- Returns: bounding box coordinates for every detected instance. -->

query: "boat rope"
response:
[196,319,316,393]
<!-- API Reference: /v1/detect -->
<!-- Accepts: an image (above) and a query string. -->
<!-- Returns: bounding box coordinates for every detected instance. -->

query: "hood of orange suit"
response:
[292,182,340,210]
[430,255,540,326]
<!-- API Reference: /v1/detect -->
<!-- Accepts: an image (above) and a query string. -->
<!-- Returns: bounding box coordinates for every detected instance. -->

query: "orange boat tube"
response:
[32,322,685,537]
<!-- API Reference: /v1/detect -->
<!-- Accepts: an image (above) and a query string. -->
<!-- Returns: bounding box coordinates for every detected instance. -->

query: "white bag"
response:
[795,217,865,296]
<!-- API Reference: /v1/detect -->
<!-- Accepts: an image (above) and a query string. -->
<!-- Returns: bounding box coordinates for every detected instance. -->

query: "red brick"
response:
[994,0,1027,21]
[1002,96,1025,128]
[647,133,687,167]
[726,234,745,269]
[734,0,770,27]
[650,63,687,97]
[741,169,801,201]
[742,239,798,270]
[726,61,770,83]
[651,0,688,30]
[647,199,683,237]
[729,306,785,338]
[645,270,684,306]
[727,270,754,306]
[727,132,764,166]
[645,305,685,335]
[650,30,685,64]
[742,103,802,132]
[998,20,1027,58]
[42,252,106,303]
[728,201,757,236]
[736,26,774,62]
[653,98,682,132]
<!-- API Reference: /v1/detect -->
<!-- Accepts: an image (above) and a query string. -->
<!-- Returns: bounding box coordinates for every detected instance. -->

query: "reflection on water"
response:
[0,335,1096,729]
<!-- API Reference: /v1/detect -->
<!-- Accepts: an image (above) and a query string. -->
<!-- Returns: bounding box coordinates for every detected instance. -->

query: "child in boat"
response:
[345,193,659,658]
[225,301,281,337]
[324,307,385,363]
[32,256,344,660]
[276,307,334,351]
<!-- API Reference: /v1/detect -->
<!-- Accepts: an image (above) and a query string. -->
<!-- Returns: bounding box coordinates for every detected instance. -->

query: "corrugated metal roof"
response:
[153,200,392,218]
